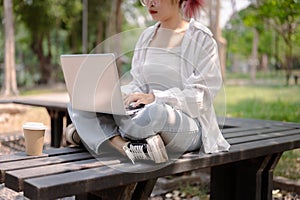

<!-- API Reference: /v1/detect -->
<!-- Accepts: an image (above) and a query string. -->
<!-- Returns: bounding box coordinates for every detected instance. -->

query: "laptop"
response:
[60,53,142,115]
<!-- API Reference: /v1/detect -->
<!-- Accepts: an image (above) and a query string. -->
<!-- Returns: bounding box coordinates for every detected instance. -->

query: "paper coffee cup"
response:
[23,122,47,156]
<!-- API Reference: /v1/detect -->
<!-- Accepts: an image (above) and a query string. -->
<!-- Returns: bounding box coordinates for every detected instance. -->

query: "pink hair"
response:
[183,0,204,18]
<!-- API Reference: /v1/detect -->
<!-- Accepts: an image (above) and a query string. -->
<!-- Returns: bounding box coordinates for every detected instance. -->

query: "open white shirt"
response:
[122,19,230,153]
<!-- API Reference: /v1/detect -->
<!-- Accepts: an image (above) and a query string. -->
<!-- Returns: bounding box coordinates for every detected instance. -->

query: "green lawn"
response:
[219,84,300,179]
[224,85,300,122]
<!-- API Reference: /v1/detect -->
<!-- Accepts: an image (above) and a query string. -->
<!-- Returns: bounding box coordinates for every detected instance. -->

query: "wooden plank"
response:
[22,133,300,200]
[0,147,85,163]
[24,165,122,199]
[0,152,92,171]
[0,152,48,164]
[223,126,294,138]
[6,157,121,192]
[227,129,300,145]
[13,99,67,111]
[0,147,85,183]
[229,135,300,159]
[221,126,266,134]
[0,152,92,183]
[44,146,86,156]
[222,117,294,129]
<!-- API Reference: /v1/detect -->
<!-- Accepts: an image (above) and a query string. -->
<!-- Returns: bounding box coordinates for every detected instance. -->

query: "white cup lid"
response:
[23,122,47,130]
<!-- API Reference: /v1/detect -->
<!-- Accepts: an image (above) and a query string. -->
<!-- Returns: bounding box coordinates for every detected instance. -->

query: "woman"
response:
[66,0,230,164]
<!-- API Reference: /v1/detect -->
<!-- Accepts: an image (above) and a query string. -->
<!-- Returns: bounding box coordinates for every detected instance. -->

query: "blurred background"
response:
[0,0,299,92]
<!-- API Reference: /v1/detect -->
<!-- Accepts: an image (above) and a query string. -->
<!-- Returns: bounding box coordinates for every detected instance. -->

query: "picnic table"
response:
[13,94,69,147]
[0,117,299,200]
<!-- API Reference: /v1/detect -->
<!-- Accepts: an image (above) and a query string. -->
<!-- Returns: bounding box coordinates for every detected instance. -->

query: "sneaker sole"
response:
[65,124,81,145]
[146,135,168,163]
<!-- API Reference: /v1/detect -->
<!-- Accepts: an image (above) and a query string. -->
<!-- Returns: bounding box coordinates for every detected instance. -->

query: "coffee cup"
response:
[23,122,47,156]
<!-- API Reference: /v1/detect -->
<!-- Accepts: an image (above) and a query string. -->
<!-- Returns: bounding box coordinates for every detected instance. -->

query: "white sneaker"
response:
[65,124,81,146]
[123,135,168,164]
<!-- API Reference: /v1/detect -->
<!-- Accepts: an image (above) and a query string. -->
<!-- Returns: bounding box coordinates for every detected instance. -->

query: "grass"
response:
[224,85,300,123]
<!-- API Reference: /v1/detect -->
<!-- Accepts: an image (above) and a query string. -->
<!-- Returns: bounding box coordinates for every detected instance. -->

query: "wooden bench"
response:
[1,117,300,200]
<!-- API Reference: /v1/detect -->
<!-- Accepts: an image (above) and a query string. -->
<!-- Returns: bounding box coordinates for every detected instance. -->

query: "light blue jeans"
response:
[68,102,202,155]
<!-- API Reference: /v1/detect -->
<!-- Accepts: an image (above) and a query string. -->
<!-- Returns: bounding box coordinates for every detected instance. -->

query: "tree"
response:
[243,4,264,81]
[82,0,88,53]
[208,0,227,79]
[258,0,300,84]
[2,0,18,96]
[224,1,300,83]
[16,0,57,84]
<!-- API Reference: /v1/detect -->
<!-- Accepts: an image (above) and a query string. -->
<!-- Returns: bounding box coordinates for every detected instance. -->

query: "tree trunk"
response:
[261,54,269,73]
[249,28,259,82]
[285,25,293,85]
[31,34,52,84]
[95,21,105,53]
[105,0,123,76]
[208,0,226,80]
[2,0,19,97]
[82,0,88,53]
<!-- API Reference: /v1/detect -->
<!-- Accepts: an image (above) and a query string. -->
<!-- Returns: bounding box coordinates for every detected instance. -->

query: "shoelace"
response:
[123,144,149,164]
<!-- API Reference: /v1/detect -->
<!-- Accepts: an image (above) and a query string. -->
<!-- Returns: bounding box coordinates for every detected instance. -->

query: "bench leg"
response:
[75,184,136,200]
[75,179,157,200]
[47,109,67,147]
[210,153,282,200]
[131,178,158,200]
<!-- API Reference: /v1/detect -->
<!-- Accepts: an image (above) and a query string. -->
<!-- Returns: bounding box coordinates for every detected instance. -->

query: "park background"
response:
[0,0,299,199]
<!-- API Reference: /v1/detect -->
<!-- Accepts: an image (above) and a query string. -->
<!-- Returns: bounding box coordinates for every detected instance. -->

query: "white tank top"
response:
[141,28,185,91]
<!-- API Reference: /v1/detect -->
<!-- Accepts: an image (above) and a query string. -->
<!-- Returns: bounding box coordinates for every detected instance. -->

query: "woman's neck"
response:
[160,14,188,33]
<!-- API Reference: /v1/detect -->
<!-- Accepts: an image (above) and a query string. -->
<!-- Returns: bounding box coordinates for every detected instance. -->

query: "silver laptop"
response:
[60,53,140,115]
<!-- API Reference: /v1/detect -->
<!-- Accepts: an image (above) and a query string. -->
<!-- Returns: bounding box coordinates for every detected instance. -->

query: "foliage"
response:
[0,0,148,87]
[224,7,276,70]
[224,0,300,74]
[258,0,300,78]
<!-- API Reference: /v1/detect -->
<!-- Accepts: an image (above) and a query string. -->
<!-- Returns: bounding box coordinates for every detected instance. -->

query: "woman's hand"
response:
[123,93,155,107]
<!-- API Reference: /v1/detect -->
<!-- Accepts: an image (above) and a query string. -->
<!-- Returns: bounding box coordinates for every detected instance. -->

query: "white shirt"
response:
[122,19,230,153]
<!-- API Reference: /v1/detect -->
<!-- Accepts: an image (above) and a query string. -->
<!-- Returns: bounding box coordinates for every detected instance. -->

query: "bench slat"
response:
[6,157,121,192]
[223,126,293,138]
[225,129,299,144]
[0,152,92,171]
[0,147,84,163]
[222,117,298,128]
[227,129,300,144]
[0,152,91,183]
[221,126,266,134]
